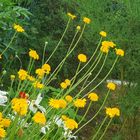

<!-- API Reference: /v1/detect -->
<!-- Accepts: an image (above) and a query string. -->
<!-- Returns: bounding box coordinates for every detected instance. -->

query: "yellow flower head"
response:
[11,98,28,116]
[0,113,3,121]
[100,45,109,53]
[115,49,124,57]
[88,92,99,101]
[13,24,24,32]
[10,75,15,80]
[29,49,39,60]
[49,99,60,109]
[33,81,44,89]
[83,17,91,24]
[76,26,81,30]
[106,107,120,118]
[35,68,45,78]
[49,99,67,109]
[60,82,67,89]
[1,119,11,128]
[32,111,46,125]
[107,82,116,90]
[18,69,28,80]
[65,79,71,86]
[100,31,107,37]
[65,95,73,102]
[42,64,51,74]
[108,41,116,48]
[0,127,6,138]
[27,75,35,82]
[78,54,87,63]
[67,12,76,19]
[0,55,2,59]
[61,115,69,121]
[64,118,78,130]
[74,98,86,108]
[59,99,67,108]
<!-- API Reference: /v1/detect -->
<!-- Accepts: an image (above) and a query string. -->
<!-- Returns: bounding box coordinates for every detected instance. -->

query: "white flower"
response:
[64,130,77,140]
[0,90,8,106]
[53,116,64,127]
[29,93,46,113]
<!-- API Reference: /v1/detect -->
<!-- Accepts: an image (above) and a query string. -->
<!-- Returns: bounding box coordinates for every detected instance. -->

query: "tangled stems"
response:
[45,18,71,63]
[44,30,79,85]
[70,37,103,81]
[45,24,86,86]
[98,118,113,140]
[73,90,110,135]
[83,56,119,98]
[1,31,17,56]
[70,62,81,87]
[73,53,106,97]
[91,116,108,140]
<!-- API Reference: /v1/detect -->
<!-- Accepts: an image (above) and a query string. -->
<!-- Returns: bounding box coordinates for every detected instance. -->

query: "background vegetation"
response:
[0,0,139,139]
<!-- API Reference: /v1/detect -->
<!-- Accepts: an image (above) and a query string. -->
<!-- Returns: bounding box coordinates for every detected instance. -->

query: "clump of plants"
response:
[0,13,124,140]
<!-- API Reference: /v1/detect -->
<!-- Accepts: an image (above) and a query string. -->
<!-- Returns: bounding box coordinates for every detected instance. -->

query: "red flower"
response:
[19,92,26,98]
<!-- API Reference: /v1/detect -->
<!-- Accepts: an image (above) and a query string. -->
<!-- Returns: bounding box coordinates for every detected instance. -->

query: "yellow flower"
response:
[33,81,44,89]
[100,45,109,53]
[88,92,99,101]
[78,54,87,62]
[60,82,67,89]
[10,75,15,80]
[61,115,69,121]
[18,69,28,80]
[42,64,51,74]
[32,112,46,125]
[115,49,124,57]
[0,127,6,138]
[49,99,67,109]
[64,118,78,130]
[11,98,28,116]
[83,17,91,24]
[29,49,39,60]
[35,68,45,78]
[106,107,120,118]
[59,99,67,108]
[65,95,73,102]
[13,24,24,32]
[27,75,35,81]
[108,41,116,48]
[0,55,2,59]
[67,12,76,19]
[49,99,60,109]
[0,113,3,121]
[76,26,81,30]
[107,82,116,90]
[1,119,11,128]
[65,79,71,86]
[99,31,107,37]
[74,98,86,108]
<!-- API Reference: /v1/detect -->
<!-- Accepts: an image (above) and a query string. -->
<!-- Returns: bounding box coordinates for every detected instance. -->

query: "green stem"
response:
[83,56,119,97]
[79,101,92,124]
[45,18,71,63]
[73,90,110,135]
[9,115,19,140]
[1,32,17,55]
[42,42,47,65]
[92,116,108,140]
[98,118,112,140]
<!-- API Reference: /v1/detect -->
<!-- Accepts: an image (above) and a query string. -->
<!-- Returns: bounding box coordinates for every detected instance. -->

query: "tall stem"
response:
[98,118,112,140]
[45,18,71,63]
[92,116,108,140]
